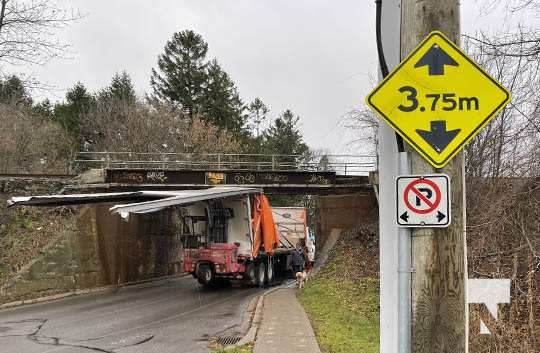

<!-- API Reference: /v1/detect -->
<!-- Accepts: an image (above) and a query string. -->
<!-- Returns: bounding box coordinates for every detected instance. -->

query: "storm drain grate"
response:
[212,335,242,346]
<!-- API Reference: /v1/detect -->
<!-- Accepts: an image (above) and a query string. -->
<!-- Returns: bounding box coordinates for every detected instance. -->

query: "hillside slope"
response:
[298,223,379,353]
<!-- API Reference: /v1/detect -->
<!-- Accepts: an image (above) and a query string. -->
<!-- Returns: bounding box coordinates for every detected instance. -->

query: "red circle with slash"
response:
[403,178,441,214]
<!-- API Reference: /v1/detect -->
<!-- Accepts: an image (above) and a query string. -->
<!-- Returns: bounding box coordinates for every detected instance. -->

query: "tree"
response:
[0,102,74,173]
[202,59,245,135]
[80,99,239,155]
[248,97,269,137]
[32,98,53,119]
[0,0,81,66]
[150,30,209,117]
[0,75,32,106]
[263,109,309,160]
[53,82,95,141]
[98,71,137,104]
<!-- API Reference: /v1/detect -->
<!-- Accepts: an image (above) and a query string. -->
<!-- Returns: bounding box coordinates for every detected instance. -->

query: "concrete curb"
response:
[0,273,189,310]
[228,281,294,349]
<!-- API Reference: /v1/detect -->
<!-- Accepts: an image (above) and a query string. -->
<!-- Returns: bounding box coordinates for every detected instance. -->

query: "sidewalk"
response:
[253,288,321,353]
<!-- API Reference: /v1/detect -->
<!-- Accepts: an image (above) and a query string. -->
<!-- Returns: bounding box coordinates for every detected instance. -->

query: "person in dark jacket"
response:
[292,246,305,274]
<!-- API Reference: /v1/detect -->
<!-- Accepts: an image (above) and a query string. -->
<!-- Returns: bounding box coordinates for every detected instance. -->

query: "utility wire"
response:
[375,0,405,152]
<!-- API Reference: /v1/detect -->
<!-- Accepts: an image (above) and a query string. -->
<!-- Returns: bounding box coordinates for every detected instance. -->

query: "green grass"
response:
[213,344,253,353]
[298,276,380,353]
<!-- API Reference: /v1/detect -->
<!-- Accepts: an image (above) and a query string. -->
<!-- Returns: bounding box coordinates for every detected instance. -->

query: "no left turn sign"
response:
[396,174,451,227]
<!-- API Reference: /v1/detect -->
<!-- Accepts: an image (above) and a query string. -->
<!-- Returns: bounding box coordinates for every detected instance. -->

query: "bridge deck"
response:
[66,168,372,195]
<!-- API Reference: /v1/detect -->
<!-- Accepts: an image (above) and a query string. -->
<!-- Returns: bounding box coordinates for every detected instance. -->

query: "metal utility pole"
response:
[376,1,402,352]
[400,2,468,353]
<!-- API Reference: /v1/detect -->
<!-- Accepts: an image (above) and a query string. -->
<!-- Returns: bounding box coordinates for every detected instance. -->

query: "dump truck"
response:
[7,186,310,287]
[181,195,311,287]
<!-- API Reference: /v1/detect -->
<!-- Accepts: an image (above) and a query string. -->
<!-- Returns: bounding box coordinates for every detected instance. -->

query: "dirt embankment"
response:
[0,177,72,288]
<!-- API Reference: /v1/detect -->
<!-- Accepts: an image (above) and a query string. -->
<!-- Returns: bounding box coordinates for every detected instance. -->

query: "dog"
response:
[295,271,307,289]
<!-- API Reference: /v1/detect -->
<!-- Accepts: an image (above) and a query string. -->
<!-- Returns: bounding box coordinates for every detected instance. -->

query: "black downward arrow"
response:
[400,211,409,223]
[414,44,458,75]
[416,121,461,153]
[437,211,446,222]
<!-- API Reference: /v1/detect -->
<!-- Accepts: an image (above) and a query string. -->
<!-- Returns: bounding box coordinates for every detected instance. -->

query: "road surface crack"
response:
[25,317,153,352]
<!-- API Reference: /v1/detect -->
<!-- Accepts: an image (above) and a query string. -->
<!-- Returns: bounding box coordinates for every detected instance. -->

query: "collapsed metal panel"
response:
[109,187,262,219]
[7,192,146,207]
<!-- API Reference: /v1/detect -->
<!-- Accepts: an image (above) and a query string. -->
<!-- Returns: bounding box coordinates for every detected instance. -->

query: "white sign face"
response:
[396,174,451,227]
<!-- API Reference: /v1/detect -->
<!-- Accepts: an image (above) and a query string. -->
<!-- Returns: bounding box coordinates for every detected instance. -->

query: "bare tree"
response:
[81,99,240,155]
[0,0,81,68]
[0,102,74,173]
[342,107,379,157]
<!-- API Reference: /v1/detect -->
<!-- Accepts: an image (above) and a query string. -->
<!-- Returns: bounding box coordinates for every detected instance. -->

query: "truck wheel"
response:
[256,262,266,287]
[266,257,274,285]
[244,262,257,286]
[197,264,213,286]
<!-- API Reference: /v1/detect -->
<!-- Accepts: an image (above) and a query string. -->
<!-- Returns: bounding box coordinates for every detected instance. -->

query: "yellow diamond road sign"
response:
[366,31,511,168]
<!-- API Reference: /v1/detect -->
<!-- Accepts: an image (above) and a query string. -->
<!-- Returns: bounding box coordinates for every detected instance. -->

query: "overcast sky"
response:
[19,0,521,154]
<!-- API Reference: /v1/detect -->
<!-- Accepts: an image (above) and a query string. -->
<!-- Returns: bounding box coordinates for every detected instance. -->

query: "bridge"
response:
[66,152,378,195]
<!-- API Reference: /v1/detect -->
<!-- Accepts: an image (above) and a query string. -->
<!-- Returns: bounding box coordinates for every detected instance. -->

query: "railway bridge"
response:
[66,152,377,195]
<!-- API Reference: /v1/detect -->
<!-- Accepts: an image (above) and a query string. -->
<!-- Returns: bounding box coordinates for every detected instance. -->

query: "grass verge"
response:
[298,277,379,353]
[298,224,380,353]
[213,344,253,353]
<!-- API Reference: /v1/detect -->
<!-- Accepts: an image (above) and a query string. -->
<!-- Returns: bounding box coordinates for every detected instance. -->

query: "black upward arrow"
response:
[414,44,458,75]
[416,121,461,154]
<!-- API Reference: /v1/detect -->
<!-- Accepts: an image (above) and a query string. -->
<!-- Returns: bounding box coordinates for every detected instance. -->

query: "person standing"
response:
[292,245,305,275]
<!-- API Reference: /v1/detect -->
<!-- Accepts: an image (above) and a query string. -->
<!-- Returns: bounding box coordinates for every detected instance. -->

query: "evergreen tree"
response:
[32,99,54,119]
[202,59,245,135]
[150,30,209,117]
[54,82,95,140]
[0,76,32,106]
[248,97,269,137]
[263,109,309,157]
[98,71,137,103]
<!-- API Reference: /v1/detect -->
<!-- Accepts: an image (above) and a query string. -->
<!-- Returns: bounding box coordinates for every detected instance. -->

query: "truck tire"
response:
[197,264,213,286]
[266,257,274,285]
[244,262,257,286]
[256,262,266,287]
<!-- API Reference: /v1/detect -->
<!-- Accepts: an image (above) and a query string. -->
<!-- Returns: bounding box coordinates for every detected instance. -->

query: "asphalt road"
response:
[0,276,265,353]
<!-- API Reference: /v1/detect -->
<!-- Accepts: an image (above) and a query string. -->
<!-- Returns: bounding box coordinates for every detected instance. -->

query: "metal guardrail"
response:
[73,152,377,175]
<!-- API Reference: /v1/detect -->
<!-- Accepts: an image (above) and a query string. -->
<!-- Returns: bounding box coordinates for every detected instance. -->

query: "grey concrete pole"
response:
[377,1,402,353]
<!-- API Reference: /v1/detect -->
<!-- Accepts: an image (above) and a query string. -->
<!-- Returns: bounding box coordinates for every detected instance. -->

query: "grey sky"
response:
[21,1,513,154]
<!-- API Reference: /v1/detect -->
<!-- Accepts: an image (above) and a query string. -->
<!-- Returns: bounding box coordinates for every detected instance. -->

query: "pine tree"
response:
[202,59,245,135]
[54,82,95,141]
[98,71,137,103]
[263,109,309,157]
[150,30,209,117]
[248,97,269,137]
[0,76,32,106]
[32,99,54,119]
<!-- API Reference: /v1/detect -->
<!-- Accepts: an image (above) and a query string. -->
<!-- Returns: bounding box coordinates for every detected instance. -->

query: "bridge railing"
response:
[72,152,377,175]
